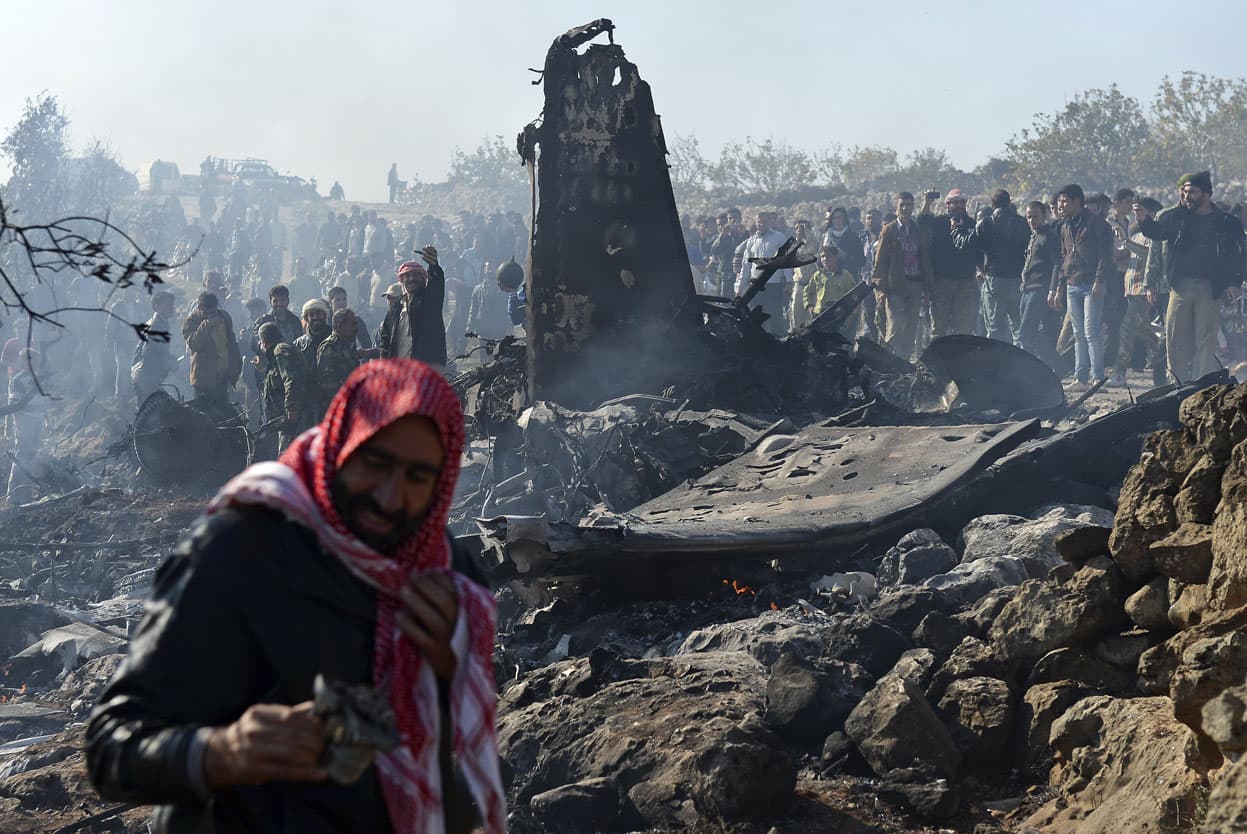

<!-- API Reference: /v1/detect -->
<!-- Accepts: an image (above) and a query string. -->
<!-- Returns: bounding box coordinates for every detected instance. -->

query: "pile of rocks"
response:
[496,383,1247,833]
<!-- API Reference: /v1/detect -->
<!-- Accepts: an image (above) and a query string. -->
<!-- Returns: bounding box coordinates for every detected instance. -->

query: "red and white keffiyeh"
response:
[208,359,506,834]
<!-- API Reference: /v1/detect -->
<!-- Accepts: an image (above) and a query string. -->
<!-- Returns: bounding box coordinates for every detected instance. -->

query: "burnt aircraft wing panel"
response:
[524,20,700,408]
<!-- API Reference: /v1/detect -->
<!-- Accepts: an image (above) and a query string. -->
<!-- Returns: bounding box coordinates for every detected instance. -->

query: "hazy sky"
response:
[5,0,1247,203]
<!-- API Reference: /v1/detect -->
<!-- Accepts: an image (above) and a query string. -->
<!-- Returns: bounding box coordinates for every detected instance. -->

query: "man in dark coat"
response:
[377,247,447,371]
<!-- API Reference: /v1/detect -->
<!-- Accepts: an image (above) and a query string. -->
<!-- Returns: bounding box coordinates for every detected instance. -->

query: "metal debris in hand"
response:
[312,674,401,784]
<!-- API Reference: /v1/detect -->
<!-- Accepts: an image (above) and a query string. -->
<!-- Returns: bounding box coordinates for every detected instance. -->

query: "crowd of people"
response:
[683,172,1247,389]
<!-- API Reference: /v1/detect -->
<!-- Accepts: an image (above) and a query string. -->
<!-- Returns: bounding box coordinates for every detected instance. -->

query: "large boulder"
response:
[1138,605,1247,705]
[844,675,961,780]
[935,676,1016,764]
[868,586,952,635]
[959,506,1114,579]
[498,651,796,830]
[987,558,1127,661]
[1023,696,1208,834]
[923,556,1028,608]
[876,528,958,587]
[764,652,873,745]
[1178,383,1247,462]
[888,648,940,691]
[1209,439,1247,614]
[1170,628,1247,733]
[1108,430,1192,581]
[1150,521,1214,584]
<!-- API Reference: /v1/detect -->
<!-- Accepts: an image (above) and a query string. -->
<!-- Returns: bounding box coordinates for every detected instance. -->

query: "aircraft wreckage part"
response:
[477,420,1040,578]
[473,373,1227,592]
[918,335,1066,416]
[521,19,700,408]
[925,371,1230,539]
[132,391,249,483]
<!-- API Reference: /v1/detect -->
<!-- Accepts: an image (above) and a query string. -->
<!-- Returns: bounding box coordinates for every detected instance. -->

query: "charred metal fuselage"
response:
[520,19,700,408]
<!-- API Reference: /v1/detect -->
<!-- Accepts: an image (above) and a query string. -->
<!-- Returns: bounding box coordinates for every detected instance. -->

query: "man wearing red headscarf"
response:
[378,247,448,372]
[87,359,506,834]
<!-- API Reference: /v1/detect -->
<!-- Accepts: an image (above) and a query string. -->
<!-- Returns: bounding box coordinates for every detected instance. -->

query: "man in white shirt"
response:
[737,212,792,335]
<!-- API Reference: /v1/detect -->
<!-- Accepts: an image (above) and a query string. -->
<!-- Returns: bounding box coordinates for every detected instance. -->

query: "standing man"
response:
[378,248,448,372]
[1137,171,1246,382]
[315,309,364,410]
[253,285,304,350]
[328,286,375,351]
[1112,197,1164,387]
[87,360,507,834]
[182,292,241,412]
[131,291,179,403]
[1019,201,1061,364]
[976,190,1031,344]
[737,212,792,335]
[872,192,933,361]
[1049,184,1115,386]
[388,164,401,204]
[920,189,982,338]
[293,299,334,368]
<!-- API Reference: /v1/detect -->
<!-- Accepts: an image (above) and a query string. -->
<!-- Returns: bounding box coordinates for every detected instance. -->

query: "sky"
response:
[4,0,1247,203]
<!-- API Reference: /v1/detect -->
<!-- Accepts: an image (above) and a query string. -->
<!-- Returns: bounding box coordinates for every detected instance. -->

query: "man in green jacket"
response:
[804,245,860,338]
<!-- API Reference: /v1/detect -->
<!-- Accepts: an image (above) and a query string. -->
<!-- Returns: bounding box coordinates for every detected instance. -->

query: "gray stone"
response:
[876,768,961,819]
[1202,684,1247,759]
[530,777,623,833]
[888,648,940,691]
[912,611,973,661]
[825,614,911,678]
[877,528,959,587]
[845,675,961,780]
[1054,525,1112,565]
[764,652,873,745]
[1026,647,1133,693]
[936,676,1016,764]
[691,724,797,821]
[928,637,1013,702]
[1125,578,1172,631]
[923,556,1029,608]
[960,506,1115,579]
[676,610,828,667]
[1018,681,1091,769]
[869,586,952,634]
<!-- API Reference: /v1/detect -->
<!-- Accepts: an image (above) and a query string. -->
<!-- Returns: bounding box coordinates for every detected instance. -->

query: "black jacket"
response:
[1139,204,1246,295]
[976,208,1031,277]
[377,264,447,366]
[918,213,981,280]
[86,506,485,834]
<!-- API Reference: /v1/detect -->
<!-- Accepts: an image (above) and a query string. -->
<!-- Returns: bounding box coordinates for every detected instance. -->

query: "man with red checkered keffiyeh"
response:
[87,359,506,834]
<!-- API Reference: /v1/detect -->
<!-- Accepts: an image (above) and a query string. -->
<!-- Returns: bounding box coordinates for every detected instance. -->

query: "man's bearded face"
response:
[331,415,444,553]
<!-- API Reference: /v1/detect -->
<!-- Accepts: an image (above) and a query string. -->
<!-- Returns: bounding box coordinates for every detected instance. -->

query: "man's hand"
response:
[397,572,459,681]
[418,245,439,270]
[1092,281,1105,300]
[1134,201,1153,224]
[1048,291,1061,310]
[203,702,326,788]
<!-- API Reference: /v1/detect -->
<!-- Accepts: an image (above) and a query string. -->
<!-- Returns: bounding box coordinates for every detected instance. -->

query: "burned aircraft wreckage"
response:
[450,19,1222,597]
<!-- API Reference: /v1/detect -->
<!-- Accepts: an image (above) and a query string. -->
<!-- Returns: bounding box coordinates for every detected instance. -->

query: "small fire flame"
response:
[722,578,757,597]
[770,602,779,611]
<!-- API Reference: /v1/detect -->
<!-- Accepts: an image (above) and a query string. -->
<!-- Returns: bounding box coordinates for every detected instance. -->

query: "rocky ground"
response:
[0,380,1245,832]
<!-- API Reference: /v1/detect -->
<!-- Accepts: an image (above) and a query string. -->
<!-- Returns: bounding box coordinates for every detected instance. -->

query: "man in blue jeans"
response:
[1048,184,1115,385]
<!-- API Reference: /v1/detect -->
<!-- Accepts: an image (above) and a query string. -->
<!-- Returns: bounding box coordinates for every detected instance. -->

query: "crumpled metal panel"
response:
[521,19,699,408]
